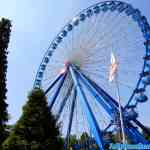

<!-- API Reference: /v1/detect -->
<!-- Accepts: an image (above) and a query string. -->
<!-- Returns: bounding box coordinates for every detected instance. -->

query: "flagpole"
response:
[109,51,126,149]
[115,73,127,148]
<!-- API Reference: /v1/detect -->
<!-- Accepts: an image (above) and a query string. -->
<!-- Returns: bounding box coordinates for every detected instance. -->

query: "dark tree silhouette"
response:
[0,18,11,146]
[2,89,63,150]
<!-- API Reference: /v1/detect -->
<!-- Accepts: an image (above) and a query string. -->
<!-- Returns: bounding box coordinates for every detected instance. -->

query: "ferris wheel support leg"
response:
[69,65,104,150]
[74,68,115,118]
[85,75,120,111]
[126,125,150,144]
[44,73,65,95]
[88,78,150,143]
[56,83,73,121]
[49,73,67,110]
[89,79,150,144]
[65,88,77,150]
[74,69,150,144]
[133,119,150,136]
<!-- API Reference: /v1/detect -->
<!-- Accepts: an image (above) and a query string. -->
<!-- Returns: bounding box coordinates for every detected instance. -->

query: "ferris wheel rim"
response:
[34,0,150,109]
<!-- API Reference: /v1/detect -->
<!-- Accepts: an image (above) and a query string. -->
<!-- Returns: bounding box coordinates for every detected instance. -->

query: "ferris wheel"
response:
[34,1,150,149]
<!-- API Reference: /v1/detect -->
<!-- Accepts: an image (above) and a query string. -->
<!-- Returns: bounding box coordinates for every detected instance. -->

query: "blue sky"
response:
[0,0,150,126]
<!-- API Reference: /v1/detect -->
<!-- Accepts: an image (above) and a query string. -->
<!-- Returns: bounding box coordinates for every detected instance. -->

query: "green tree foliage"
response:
[0,18,11,146]
[2,89,63,150]
[67,134,78,150]
[142,126,150,141]
[80,132,89,143]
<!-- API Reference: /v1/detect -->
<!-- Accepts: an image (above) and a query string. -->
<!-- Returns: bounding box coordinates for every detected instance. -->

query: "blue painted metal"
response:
[101,3,108,12]
[32,1,150,146]
[73,18,79,26]
[48,50,52,56]
[80,13,86,21]
[49,73,67,110]
[128,126,150,144]
[86,76,119,112]
[125,4,134,16]
[133,119,150,135]
[124,127,139,143]
[109,2,118,12]
[56,36,62,43]
[142,76,150,85]
[135,94,148,103]
[134,88,145,93]
[34,0,150,113]
[52,42,57,50]
[40,64,46,70]
[89,78,149,142]
[56,83,73,120]
[117,3,127,13]
[61,30,67,37]
[103,122,112,132]
[86,9,93,17]
[44,73,64,95]
[76,70,149,143]
[67,24,73,31]
[126,104,136,109]
[65,88,77,150]
[93,6,100,14]
[44,56,49,63]
[74,67,115,118]
[69,65,104,150]
[38,71,43,78]
[126,109,138,120]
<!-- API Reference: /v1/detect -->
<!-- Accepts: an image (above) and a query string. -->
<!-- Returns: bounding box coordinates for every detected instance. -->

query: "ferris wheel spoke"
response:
[103,122,113,132]
[83,69,135,90]
[44,72,65,95]
[84,63,141,78]
[56,83,74,120]
[86,88,110,129]
[82,11,115,51]
[89,11,119,44]
[85,18,129,54]
[48,73,67,110]
[72,18,101,57]
[74,16,97,53]
[65,87,77,149]
[78,13,105,51]
[85,13,125,51]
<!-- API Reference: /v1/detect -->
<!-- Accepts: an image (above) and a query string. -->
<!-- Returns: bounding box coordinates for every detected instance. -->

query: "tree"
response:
[0,18,11,146]
[80,132,89,143]
[67,135,78,150]
[142,126,150,141]
[2,89,63,150]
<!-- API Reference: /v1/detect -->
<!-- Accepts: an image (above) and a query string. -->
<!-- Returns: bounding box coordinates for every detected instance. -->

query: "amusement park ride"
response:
[34,1,150,149]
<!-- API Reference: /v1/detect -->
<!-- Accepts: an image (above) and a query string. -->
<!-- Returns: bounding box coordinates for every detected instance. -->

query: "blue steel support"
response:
[69,65,104,150]
[103,122,113,132]
[56,83,73,121]
[49,73,67,110]
[125,125,149,144]
[133,119,150,135]
[75,68,149,144]
[65,88,77,150]
[45,73,64,95]
[86,76,150,137]
[73,67,115,118]
[85,74,149,143]
[86,76,119,111]
[76,69,119,112]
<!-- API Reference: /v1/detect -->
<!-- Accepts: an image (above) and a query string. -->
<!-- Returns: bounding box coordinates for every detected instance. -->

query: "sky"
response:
[0,0,150,127]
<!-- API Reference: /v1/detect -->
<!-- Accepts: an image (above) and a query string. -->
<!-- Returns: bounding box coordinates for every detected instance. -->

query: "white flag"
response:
[109,52,118,82]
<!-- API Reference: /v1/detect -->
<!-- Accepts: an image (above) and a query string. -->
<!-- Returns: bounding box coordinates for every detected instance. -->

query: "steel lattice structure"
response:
[34,1,150,149]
